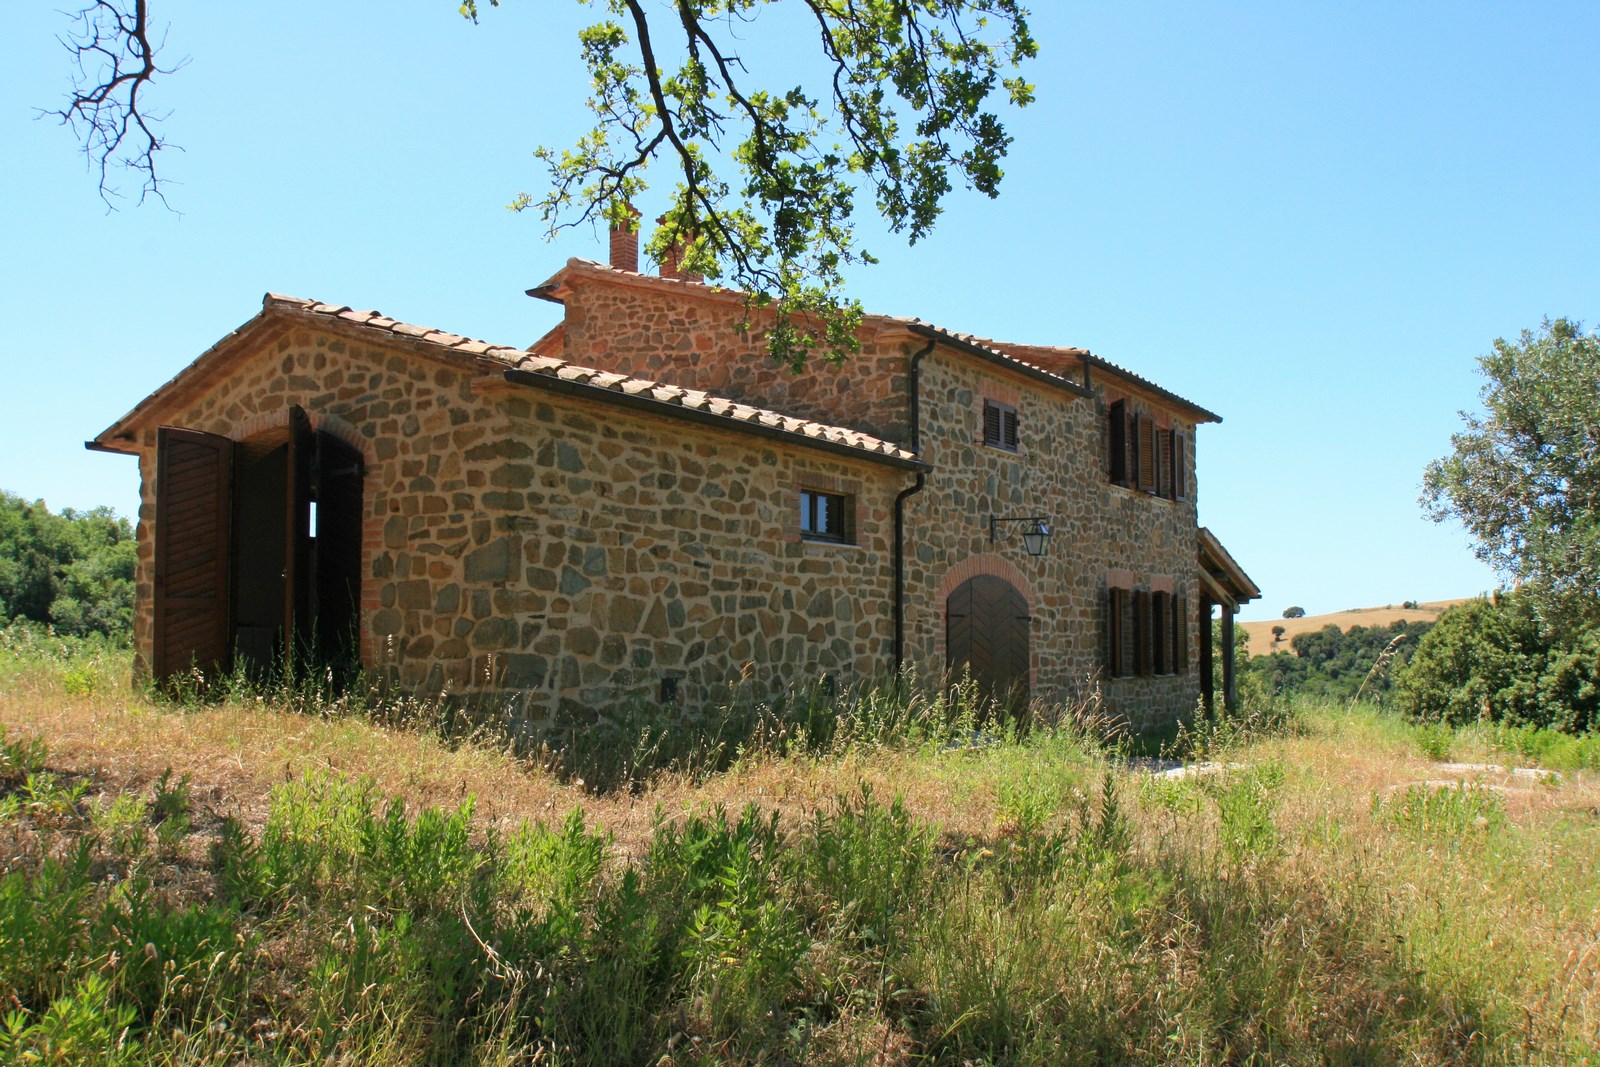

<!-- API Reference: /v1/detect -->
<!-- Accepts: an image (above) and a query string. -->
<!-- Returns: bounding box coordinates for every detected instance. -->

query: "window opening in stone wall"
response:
[800,489,852,543]
[983,399,1020,452]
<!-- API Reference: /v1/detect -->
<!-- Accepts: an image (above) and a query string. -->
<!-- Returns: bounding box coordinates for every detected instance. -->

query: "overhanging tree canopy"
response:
[48,0,1038,367]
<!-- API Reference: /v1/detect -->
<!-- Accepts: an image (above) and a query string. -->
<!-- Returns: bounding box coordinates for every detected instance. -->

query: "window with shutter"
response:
[1108,401,1130,486]
[983,399,1019,452]
[1136,415,1157,493]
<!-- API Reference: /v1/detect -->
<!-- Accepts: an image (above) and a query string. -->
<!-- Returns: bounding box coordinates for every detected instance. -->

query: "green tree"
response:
[50,0,1038,368]
[1422,319,1600,627]
[0,492,136,640]
[1394,592,1598,732]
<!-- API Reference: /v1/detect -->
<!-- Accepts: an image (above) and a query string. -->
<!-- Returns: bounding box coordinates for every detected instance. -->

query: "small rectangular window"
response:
[983,400,1019,452]
[800,489,851,543]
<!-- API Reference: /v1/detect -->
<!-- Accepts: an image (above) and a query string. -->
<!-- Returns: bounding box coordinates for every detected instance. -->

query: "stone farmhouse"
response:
[90,223,1258,734]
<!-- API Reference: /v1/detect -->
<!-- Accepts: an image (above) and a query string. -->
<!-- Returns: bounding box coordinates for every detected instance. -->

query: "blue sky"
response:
[4,1,1596,623]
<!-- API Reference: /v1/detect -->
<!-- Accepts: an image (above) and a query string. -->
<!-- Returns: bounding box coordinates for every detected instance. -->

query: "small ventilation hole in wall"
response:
[659,676,679,704]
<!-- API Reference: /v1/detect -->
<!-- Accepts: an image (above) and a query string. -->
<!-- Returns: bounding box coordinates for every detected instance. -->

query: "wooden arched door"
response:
[945,574,1030,711]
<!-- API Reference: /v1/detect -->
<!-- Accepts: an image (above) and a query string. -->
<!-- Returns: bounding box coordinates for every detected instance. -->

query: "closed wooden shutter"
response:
[1132,589,1150,676]
[1151,591,1169,674]
[1159,428,1175,499]
[1108,401,1129,486]
[1172,431,1187,501]
[1137,415,1157,493]
[1175,594,1190,673]
[984,400,1019,452]
[983,401,1002,447]
[153,426,233,684]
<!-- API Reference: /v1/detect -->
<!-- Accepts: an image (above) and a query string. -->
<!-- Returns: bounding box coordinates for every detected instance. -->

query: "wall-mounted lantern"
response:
[990,515,1052,557]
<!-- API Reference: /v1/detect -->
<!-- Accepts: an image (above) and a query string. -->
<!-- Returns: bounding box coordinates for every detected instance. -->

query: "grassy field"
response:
[2,626,1598,1065]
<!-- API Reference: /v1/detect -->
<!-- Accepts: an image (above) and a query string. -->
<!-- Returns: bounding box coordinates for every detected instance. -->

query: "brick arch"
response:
[936,553,1037,611]
[934,554,1037,694]
[224,406,382,670]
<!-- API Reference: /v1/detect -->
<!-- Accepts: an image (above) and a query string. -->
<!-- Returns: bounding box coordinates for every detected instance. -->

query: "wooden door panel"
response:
[154,427,233,683]
[946,574,1030,711]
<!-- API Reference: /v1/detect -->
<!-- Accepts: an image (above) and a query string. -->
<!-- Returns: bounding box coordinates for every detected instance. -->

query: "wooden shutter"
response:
[984,400,1019,452]
[1172,431,1187,501]
[1132,589,1150,676]
[1159,428,1175,499]
[1113,586,1136,679]
[153,426,233,684]
[1108,401,1128,485]
[1175,594,1190,673]
[1152,591,1169,675]
[1136,415,1157,493]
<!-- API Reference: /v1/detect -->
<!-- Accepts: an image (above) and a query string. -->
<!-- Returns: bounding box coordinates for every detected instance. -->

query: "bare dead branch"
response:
[46,0,186,209]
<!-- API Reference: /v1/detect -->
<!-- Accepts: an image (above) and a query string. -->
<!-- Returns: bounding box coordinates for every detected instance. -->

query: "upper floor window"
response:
[983,399,1020,452]
[799,489,852,544]
[1109,399,1186,501]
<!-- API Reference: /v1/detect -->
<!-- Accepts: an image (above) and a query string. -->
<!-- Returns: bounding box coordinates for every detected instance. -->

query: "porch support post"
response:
[1199,595,1215,717]
[1221,605,1237,714]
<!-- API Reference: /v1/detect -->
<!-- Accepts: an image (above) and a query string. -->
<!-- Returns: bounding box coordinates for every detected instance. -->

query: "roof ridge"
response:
[265,294,918,464]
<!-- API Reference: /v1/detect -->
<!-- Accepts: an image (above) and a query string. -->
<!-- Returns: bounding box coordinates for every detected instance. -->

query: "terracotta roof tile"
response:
[246,292,919,467]
[532,258,1218,422]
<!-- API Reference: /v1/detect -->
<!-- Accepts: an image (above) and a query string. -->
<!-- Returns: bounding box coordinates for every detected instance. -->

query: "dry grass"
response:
[5,643,1600,1063]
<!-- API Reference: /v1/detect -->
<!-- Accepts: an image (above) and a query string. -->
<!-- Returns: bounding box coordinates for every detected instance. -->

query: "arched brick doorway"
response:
[945,574,1030,711]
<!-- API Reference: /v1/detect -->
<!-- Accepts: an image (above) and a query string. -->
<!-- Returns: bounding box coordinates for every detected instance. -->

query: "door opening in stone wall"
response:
[153,406,363,687]
[945,574,1030,713]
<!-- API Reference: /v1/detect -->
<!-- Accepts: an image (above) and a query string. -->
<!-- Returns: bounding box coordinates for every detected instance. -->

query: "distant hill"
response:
[1240,599,1475,656]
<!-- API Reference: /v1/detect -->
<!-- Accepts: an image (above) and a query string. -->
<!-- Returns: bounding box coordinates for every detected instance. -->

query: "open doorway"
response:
[152,405,364,686]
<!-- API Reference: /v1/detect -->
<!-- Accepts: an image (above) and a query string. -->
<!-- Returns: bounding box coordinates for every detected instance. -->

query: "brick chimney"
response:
[608,204,642,273]
[655,215,703,284]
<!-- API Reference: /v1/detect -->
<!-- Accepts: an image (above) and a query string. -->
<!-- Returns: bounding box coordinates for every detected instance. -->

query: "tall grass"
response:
[4,638,1600,1064]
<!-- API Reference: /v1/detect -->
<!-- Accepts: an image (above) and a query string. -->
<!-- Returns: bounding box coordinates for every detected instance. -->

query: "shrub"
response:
[1394,592,1599,731]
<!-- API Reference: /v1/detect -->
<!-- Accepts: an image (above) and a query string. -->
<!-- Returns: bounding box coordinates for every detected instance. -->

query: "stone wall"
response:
[553,269,914,446]
[130,318,904,728]
[898,349,1202,734]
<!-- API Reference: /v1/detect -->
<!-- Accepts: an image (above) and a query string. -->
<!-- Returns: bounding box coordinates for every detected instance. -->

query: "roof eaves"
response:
[902,322,1093,399]
[1199,527,1261,602]
[1083,352,1222,425]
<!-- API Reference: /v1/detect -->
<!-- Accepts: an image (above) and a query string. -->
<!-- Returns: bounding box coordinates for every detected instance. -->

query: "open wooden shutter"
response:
[1108,401,1130,486]
[283,405,313,667]
[1136,416,1157,493]
[1172,430,1187,501]
[153,427,233,684]
[983,401,1003,447]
